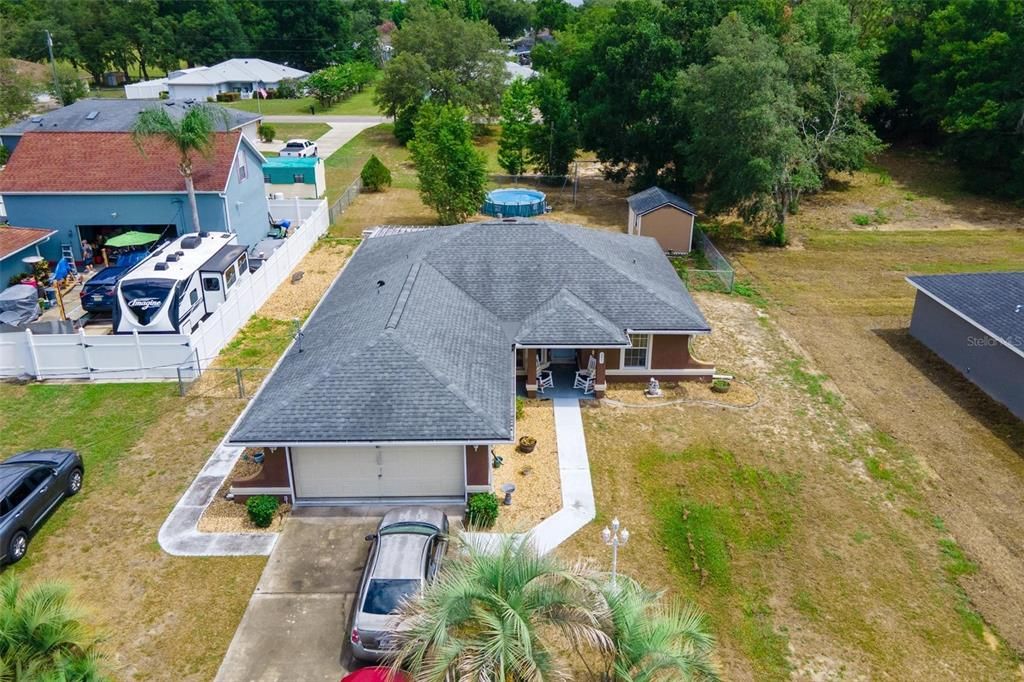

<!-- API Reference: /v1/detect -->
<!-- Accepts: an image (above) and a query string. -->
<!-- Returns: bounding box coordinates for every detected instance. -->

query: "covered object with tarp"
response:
[0,284,40,326]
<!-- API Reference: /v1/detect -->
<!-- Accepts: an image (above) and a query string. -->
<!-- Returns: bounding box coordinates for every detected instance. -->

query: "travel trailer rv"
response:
[113,232,249,334]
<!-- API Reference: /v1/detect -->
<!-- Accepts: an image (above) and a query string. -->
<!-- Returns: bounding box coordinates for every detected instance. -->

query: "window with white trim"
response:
[623,334,649,368]
[237,153,248,181]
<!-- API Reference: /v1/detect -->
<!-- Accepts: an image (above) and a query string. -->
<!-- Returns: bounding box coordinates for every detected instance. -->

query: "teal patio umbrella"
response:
[103,231,160,248]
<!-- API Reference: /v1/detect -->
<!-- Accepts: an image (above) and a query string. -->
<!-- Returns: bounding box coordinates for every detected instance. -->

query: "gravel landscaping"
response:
[491,400,561,533]
[197,453,291,534]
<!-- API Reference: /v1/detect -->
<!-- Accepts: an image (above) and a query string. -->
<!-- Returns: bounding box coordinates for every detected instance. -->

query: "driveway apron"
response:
[215,515,379,682]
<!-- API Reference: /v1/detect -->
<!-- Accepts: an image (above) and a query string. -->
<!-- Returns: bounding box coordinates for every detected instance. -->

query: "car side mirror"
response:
[364,533,376,542]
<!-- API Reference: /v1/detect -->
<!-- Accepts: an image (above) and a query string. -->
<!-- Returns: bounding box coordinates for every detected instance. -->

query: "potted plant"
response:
[518,436,536,453]
[711,378,731,394]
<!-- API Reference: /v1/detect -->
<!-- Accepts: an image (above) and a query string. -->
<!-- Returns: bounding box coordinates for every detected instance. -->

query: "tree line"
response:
[0,0,392,81]
[376,0,1024,238]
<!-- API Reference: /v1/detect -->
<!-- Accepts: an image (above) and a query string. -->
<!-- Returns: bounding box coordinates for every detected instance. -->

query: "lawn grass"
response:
[262,122,330,142]
[224,86,380,116]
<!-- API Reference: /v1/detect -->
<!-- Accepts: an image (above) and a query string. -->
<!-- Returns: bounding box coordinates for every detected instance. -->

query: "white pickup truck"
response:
[279,139,318,157]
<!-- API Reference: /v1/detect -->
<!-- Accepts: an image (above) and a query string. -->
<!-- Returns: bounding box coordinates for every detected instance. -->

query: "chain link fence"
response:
[176,366,274,399]
[328,177,363,224]
[671,227,735,293]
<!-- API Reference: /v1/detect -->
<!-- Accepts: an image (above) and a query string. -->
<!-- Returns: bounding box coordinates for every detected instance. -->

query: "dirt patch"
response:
[492,400,561,533]
[259,241,353,320]
[604,380,757,408]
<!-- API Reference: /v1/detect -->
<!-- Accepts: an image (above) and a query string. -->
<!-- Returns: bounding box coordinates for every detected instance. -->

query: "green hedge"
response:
[246,495,280,528]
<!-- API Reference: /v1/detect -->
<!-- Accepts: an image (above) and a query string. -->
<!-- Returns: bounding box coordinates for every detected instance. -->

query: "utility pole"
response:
[45,30,62,105]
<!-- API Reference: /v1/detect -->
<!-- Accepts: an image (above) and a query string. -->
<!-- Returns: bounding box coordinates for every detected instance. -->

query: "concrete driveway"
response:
[215,515,379,682]
[256,115,387,159]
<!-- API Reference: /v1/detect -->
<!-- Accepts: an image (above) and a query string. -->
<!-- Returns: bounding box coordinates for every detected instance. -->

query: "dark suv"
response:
[0,450,83,564]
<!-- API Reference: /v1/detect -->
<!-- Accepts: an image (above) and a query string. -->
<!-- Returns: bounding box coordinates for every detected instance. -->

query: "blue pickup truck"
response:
[78,251,150,313]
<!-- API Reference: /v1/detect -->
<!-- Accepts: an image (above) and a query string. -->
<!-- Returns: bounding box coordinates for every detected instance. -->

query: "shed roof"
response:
[0,226,57,261]
[0,131,246,194]
[627,186,697,216]
[229,220,710,445]
[0,99,258,137]
[907,272,1024,356]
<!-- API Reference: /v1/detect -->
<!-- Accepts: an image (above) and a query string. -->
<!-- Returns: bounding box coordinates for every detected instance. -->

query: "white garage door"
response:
[290,445,465,501]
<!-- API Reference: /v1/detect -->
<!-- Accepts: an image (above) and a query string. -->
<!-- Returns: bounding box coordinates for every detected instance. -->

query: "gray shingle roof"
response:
[230,221,710,445]
[907,272,1024,355]
[627,186,697,216]
[0,99,259,137]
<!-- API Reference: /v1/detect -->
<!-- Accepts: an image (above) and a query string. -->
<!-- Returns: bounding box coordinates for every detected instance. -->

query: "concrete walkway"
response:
[157,440,278,556]
[255,118,382,158]
[466,397,596,554]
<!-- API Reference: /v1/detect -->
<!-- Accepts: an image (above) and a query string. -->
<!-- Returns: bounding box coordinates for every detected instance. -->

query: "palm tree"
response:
[0,573,108,681]
[132,104,227,233]
[388,536,613,681]
[597,577,720,682]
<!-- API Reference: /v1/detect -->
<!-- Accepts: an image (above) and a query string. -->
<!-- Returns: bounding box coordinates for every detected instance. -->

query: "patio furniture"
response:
[574,356,597,392]
[537,369,554,393]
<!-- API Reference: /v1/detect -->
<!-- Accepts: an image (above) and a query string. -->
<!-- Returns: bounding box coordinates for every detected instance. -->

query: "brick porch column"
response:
[594,351,607,398]
[526,348,537,398]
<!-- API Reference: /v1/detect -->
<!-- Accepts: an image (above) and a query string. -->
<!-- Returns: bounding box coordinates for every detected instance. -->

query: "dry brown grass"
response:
[492,400,561,533]
[559,292,1021,680]
[604,380,758,408]
[258,241,354,321]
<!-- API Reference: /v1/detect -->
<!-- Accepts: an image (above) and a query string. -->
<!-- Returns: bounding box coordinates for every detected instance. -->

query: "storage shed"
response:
[262,157,325,199]
[906,272,1024,420]
[626,186,698,254]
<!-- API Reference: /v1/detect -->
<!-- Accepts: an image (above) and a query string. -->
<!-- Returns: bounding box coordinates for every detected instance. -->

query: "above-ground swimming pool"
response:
[482,188,547,218]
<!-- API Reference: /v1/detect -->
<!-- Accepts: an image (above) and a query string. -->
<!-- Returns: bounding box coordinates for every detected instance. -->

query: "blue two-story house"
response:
[0,129,269,266]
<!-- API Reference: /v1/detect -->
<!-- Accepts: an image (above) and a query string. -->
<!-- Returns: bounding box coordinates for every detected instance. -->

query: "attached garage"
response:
[289,445,466,503]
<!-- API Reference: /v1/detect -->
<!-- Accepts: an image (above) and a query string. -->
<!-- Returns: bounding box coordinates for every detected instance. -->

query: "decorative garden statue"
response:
[646,377,662,397]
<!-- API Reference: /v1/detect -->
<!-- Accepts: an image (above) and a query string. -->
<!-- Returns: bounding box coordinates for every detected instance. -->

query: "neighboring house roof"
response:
[166,58,309,86]
[505,61,538,81]
[627,186,697,217]
[907,272,1024,357]
[0,99,259,137]
[229,220,710,445]
[0,131,248,194]
[0,226,57,261]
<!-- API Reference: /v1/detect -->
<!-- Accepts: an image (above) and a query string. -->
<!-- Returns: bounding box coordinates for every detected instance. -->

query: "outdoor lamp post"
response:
[601,517,630,586]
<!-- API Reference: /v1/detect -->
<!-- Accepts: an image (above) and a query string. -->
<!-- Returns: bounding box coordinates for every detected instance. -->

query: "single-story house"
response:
[906,272,1024,421]
[123,66,211,99]
[263,157,326,199]
[165,58,309,101]
[626,186,698,254]
[0,225,57,286]
[0,130,269,264]
[0,98,261,153]
[227,220,713,505]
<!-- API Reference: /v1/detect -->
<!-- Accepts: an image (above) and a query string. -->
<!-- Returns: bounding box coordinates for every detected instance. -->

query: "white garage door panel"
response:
[379,447,465,497]
[292,447,380,499]
[291,446,465,500]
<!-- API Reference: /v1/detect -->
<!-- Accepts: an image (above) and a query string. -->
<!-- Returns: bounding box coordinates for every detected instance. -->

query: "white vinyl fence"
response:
[0,200,329,381]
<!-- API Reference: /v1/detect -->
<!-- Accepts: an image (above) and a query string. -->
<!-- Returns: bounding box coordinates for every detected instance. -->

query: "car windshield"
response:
[379,522,436,536]
[363,578,421,615]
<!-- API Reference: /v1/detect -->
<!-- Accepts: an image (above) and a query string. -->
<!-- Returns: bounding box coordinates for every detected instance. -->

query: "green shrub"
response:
[158,91,169,100]
[360,154,393,192]
[394,106,418,145]
[216,91,240,102]
[467,493,500,528]
[515,396,525,420]
[0,144,8,165]
[246,495,280,528]
[258,124,277,143]
[711,378,730,392]
[275,78,301,99]
[851,213,872,226]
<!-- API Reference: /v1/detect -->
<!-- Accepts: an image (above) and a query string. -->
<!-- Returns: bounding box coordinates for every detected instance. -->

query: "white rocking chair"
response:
[537,369,554,393]
[574,356,597,394]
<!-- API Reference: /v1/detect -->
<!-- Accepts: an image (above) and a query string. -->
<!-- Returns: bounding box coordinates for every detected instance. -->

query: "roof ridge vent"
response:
[386,262,422,330]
